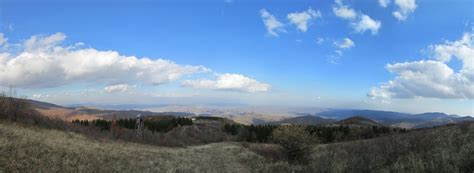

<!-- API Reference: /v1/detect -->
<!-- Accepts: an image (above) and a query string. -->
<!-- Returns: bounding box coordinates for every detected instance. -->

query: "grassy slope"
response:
[1,119,472,172]
[309,122,474,172]
[0,121,284,172]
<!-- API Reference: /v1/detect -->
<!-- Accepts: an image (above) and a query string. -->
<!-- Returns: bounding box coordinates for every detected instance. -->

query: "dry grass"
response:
[241,143,287,162]
[307,122,474,172]
[35,108,101,121]
[1,109,472,172]
[0,121,288,172]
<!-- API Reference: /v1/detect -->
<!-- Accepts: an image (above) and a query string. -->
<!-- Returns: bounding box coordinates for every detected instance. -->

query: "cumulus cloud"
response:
[0,32,272,95]
[378,0,391,8]
[0,32,209,88]
[368,32,474,101]
[352,14,382,35]
[334,38,355,49]
[287,7,322,32]
[332,1,381,35]
[104,84,131,93]
[392,0,417,21]
[182,73,271,93]
[260,9,285,37]
[333,4,356,20]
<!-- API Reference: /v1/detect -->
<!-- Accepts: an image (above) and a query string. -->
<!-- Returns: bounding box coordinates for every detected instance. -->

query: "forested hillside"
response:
[1,96,473,172]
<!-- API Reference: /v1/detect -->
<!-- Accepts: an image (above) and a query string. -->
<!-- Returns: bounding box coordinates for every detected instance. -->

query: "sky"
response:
[0,0,473,115]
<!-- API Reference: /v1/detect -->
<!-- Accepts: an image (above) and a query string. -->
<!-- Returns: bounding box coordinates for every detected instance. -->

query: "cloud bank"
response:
[182,73,271,93]
[104,84,132,94]
[369,32,474,101]
[0,32,271,93]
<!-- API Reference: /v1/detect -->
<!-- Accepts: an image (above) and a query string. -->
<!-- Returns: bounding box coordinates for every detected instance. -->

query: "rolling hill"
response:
[0,121,278,172]
[1,115,472,172]
[22,99,474,129]
[271,115,336,125]
[24,99,194,121]
[336,116,382,127]
[315,109,473,129]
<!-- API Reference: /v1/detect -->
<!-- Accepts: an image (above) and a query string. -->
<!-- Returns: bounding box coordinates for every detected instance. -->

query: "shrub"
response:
[271,125,318,164]
[224,124,278,143]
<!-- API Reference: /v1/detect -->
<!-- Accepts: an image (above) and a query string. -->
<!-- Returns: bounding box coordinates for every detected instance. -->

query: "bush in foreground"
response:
[306,122,474,172]
[271,125,318,164]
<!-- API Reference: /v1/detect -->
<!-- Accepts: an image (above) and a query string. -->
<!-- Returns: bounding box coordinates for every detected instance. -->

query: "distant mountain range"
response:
[273,109,473,129]
[25,99,473,129]
[269,115,384,127]
[26,99,194,121]
[271,115,336,125]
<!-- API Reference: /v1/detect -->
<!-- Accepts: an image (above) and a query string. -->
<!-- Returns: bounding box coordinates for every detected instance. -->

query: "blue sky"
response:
[0,0,473,115]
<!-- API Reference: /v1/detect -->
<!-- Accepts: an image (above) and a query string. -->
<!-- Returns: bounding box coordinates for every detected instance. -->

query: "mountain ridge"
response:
[24,99,473,128]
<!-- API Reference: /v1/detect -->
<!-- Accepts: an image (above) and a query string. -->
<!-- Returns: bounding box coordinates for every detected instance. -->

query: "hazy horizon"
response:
[1,0,473,115]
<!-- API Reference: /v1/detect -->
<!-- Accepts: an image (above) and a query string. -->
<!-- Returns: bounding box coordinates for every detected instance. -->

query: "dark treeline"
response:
[306,125,407,143]
[72,119,111,130]
[195,116,224,121]
[72,117,193,133]
[145,117,193,133]
[225,124,278,143]
[1,94,70,130]
[224,124,407,144]
[0,93,29,121]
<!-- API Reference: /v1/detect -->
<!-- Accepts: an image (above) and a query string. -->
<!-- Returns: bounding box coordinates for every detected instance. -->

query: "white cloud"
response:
[0,33,7,46]
[329,38,354,62]
[352,14,382,35]
[369,32,474,101]
[182,73,271,93]
[24,32,66,51]
[32,94,42,99]
[392,0,417,21]
[433,32,474,66]
[332,1,381,35]
[260,9,285,37]
[334,38,355,49]
[104,84,131,93]
[333,5,356,20]
[378,0,391,8]
[0,32,210,88]
[287,7,322,32]
[0,32,272,95]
